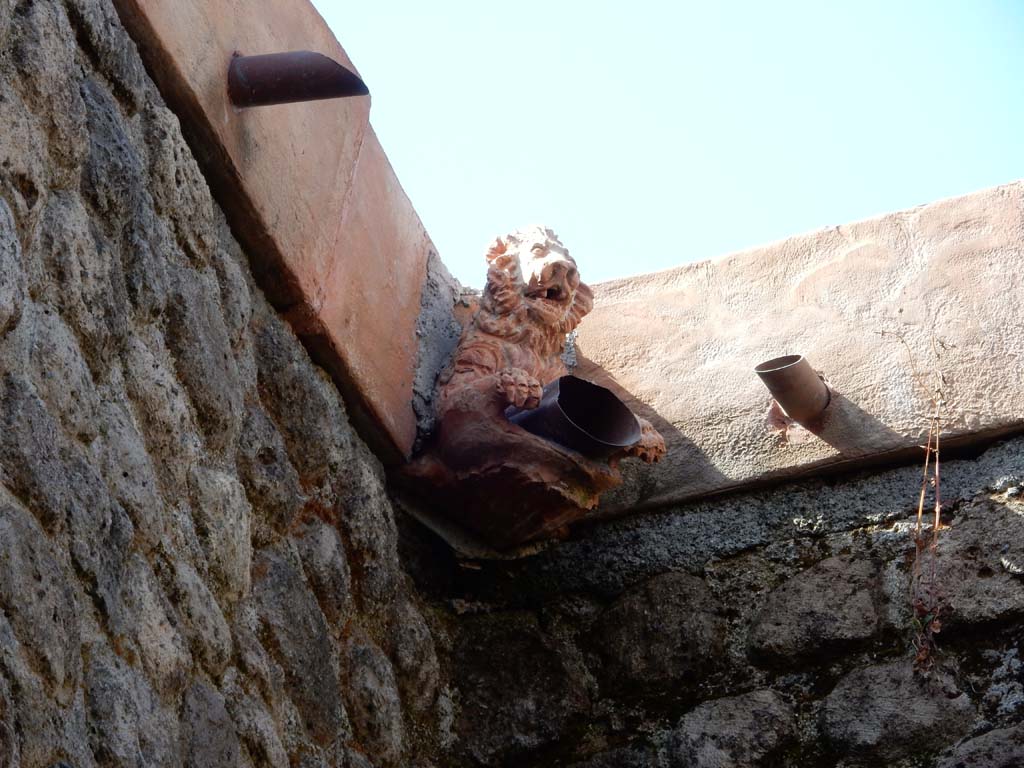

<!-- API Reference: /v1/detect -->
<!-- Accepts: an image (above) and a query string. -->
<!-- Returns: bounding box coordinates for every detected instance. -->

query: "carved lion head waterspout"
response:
[401,226,666,550]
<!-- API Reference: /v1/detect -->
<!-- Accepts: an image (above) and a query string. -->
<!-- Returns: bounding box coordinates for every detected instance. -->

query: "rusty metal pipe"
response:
[754,354,830,424]
[228,51,369,108]
[507,376,642,459]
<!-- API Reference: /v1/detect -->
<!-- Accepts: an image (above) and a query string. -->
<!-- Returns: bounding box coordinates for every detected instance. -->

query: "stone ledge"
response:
[575,181,1024,513]
[112,0,431,459]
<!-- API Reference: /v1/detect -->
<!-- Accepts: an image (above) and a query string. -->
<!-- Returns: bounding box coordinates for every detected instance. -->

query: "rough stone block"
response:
[344,632,405,768]
[0,199,26,336]
[169,560,233,676]
[80,75,146,226]
[7,0,88,186]
[252,543,348,746]
[142,102,216,262]
[335,448,401,613]
[251,308,354,479]
[229,602,281,708]
[820,660,975,762]
[293,519,354,629]
[748,555,883,663]
[182,681,243,768]
[0,492,81,703]
[935,722,1024,768]
[0,0,12,47]
[666,689,796,768]
[385,598,440,716]
[89,398,165,550]
[595,571,726,692]
[27,305,100,444]
[28,190,130,376]
[0,611,92,768]
[453,612,589,765]
[165,264,244,457]
[0,374,134,621]
[928,497,1024,628]
[64,0,148,110]
[122,331,204,493]
[0,82,47,232]
[222,670,290,768]
[237,402,305,544]
[85,640,180,768]
[0,373,76,532]
[189,466,253,605]
[113,554,192,695]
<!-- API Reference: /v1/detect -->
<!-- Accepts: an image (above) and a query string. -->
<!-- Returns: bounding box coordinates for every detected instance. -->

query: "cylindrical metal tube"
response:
[754,354,830,424]
[228,51,369,108]
[507,376,642,459]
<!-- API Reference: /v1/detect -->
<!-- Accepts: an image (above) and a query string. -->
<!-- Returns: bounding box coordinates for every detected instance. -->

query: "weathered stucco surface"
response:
[110,0,370,310]
[112,0,437,460]
[574,183,1024,513]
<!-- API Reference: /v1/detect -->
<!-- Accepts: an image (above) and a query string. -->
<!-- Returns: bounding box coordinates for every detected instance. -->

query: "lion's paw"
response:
[497,367,543,410]
[626,418,667,463]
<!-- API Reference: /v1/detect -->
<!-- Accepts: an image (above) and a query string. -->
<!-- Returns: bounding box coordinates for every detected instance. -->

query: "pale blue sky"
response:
[311,1,1024,286]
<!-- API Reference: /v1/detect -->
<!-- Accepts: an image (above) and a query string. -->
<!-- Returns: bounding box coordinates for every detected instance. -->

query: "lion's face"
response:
[521,238,581,326]
[485,226,590,329]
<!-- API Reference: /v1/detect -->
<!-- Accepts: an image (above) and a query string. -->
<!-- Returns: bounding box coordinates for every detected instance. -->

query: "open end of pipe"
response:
[754,354,804,374]
[557,376,642,448]
[506,376,642,457]
[228,51,369,108]
[753,354,831,425]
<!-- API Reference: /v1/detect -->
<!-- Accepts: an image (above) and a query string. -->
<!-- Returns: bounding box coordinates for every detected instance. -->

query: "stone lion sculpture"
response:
[402,226,666,549]
[440,226,592,415]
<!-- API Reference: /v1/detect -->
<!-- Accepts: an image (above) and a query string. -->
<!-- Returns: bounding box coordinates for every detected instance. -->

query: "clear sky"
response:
[310,1,1024,287]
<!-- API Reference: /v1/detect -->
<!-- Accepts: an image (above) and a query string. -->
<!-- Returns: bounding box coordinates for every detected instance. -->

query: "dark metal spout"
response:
[507,376,642,459]
[754,354,830,424]
[228,51,369,108]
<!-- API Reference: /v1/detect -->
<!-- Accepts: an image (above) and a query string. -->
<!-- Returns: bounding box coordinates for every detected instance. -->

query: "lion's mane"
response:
[441,226,593,397]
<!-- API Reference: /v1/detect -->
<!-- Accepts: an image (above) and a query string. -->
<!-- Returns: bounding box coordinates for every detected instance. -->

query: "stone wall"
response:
[0,2,444,765]
[3,1,1023,768]
[415,436,1024,767]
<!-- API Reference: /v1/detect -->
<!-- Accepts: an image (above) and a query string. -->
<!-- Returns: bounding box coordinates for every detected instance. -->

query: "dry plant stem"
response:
[878,329,931,406]
[930,417,942,584]
[916,421,935,544]
[912,423,934,593]
[882,327,948,673]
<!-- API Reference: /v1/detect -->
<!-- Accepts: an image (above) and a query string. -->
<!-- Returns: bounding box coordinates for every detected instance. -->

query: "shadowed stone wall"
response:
[413,437,1024,767]
[0,2,444,765]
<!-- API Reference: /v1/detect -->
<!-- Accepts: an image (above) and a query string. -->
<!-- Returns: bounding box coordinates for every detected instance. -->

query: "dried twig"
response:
[880,327,949,673]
